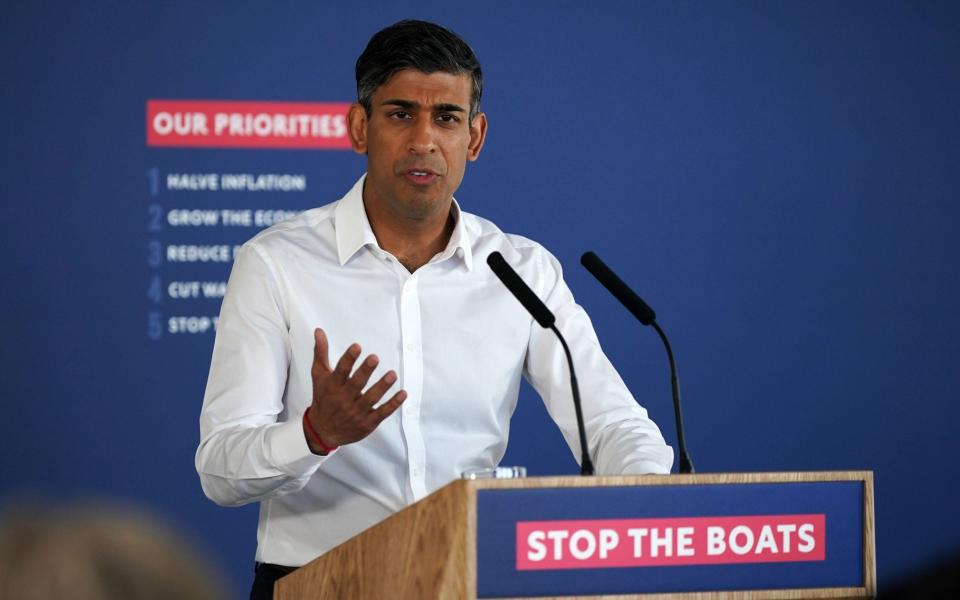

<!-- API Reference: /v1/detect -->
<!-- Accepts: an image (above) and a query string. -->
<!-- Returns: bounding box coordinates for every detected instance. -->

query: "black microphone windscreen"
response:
[580,251,656,325]
[487,251,556,328]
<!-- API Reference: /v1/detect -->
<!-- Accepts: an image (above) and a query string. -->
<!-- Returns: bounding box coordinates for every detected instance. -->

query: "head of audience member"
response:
[0,503,225,600]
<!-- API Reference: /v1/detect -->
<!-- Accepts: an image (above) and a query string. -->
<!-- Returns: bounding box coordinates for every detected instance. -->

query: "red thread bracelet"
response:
[303,407,339,455]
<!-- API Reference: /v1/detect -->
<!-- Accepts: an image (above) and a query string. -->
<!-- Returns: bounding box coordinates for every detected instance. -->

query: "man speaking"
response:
[196,20,673,599]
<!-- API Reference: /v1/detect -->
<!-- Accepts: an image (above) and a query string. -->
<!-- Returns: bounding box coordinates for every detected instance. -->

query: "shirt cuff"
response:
[264,417,330,476]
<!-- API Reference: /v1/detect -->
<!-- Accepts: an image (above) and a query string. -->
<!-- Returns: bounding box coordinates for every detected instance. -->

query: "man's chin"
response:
[394,194,449,221]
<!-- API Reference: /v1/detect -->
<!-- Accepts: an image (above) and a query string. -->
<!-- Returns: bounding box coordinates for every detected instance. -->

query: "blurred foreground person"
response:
[0,504,225,600]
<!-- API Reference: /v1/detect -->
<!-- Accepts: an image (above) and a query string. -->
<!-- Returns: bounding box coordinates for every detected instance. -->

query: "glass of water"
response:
[461,466,527,480]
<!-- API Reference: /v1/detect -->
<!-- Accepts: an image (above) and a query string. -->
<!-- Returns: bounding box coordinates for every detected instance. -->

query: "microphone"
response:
[580,251,656,325]
[580,251,694,474]
[487,251,594,476]
[486,252,555,328]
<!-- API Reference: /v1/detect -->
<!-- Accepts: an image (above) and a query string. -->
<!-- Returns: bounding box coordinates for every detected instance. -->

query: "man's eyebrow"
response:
[434,103,466,113]
[380,99,466,113]
[381,99,418,109]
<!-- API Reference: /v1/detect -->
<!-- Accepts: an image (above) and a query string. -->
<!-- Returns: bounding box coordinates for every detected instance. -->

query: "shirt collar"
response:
[334,175,379,266]
[445,200,474,271]
[334,174,474,271]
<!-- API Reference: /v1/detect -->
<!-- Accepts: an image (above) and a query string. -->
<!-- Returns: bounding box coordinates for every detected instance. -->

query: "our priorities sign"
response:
[146,100,352,149]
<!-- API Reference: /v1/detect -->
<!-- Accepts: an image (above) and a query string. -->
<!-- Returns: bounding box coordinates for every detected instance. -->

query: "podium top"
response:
[460,470,873,491]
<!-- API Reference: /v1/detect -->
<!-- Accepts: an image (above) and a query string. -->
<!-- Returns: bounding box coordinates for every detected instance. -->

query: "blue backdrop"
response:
[3,1,958,595]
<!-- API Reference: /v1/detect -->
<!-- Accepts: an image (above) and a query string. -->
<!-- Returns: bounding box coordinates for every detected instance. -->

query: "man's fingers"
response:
[347,354,380,394]
[332,343,362,383]
[359,370,398,406]
[313,328,331,373]
[366,390,407,427]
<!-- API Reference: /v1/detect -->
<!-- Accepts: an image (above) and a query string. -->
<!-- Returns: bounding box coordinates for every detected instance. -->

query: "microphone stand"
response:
[651,321,693,474]
[551,324,594,476]
[487,251,595,476]
[581,251,694,474]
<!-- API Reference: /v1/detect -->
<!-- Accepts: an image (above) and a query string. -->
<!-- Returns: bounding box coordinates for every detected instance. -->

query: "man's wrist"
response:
[303,407,340,455]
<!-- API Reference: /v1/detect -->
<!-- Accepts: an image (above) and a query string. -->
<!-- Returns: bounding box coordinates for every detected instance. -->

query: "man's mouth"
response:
[404,168,440,186]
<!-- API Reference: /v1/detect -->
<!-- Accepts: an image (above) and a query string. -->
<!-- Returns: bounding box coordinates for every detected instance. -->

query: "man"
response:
[196,20,673,599]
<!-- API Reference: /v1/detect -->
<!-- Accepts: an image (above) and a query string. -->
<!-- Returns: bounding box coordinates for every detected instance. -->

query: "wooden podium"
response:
[275,472,874,599]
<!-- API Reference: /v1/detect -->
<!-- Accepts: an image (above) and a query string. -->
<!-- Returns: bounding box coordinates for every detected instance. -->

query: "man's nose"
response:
[407,118,436,154]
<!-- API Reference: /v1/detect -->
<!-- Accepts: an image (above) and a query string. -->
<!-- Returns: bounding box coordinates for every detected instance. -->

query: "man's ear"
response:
[467,112,488,162]
[347,103,368,155]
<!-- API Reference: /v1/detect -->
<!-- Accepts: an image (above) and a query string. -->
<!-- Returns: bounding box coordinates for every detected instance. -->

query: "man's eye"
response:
[436,113,460,123]
[390,111,411,120]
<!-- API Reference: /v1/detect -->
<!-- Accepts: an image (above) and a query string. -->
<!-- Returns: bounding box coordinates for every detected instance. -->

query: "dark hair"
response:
[356,20,483,122]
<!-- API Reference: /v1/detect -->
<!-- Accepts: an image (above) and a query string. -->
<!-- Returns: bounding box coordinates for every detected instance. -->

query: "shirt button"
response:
[406,342,417,351]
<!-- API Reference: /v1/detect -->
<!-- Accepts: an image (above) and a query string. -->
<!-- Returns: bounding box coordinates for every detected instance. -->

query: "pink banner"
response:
[146,99,352,149]
[516,514,826,570]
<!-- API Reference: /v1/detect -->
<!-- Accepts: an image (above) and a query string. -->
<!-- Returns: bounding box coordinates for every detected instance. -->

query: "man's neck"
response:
[363,197,456,273]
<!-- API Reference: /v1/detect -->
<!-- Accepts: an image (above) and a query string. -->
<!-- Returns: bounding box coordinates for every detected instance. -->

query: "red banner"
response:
[146,100,352,149]
[516,514,826,570]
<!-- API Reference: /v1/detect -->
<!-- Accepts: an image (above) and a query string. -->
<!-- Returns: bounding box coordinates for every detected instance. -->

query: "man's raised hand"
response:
[304,328,407,454]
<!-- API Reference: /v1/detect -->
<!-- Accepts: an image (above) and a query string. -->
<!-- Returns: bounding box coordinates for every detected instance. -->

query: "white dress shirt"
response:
[196,175,673,566]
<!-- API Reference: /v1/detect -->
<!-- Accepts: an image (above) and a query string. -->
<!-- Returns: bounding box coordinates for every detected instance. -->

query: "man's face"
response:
[348,69,487,222]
